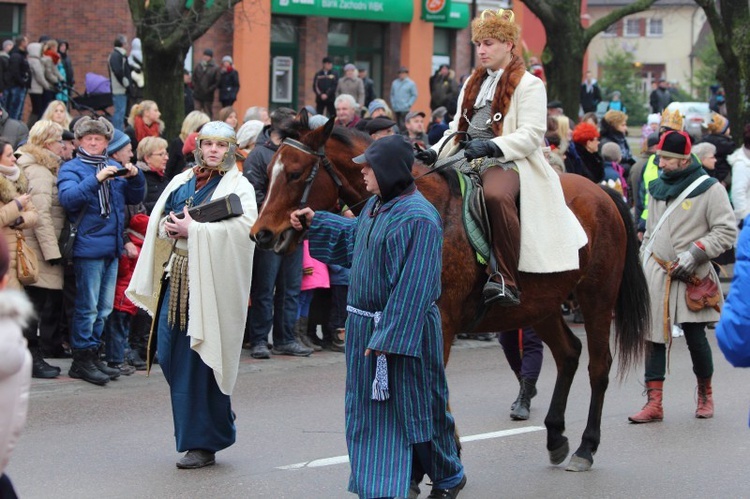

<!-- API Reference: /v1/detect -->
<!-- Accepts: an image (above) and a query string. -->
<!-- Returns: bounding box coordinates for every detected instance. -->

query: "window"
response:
[624,18,640,38]
[647,18,663,37]
[271,17,299,44]
[0,3,23,39]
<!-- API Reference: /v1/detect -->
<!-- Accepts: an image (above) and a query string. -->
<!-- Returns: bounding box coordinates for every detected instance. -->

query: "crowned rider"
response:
[127,121,257,469]
[417,9,587,306]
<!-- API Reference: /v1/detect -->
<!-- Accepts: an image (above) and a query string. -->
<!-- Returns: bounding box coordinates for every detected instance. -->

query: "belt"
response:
[346,305,382,326]
[346,305,389,401]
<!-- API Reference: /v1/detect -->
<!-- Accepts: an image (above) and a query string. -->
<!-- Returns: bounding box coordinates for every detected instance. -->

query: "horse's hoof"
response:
[565,454,593,472]
[549,441,569,465]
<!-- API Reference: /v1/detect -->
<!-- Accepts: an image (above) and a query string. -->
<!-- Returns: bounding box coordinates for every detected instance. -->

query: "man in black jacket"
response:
[242,107,313,359]
[6,36,30,120]
[108,35,131,131]
[313,56,338,117]
[0,40,13,109]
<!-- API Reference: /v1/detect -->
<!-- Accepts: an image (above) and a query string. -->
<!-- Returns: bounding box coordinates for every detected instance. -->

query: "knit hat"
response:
[471,9,520,44]
[368,100,387,116]
[657,130,692,160]
[74,116,114,141]
[572,122,599,145]
[236,120,264,149]
[660,108,684,131]
[107,129,130,155]
[222,55,233,64]
[603,110,627,128]
[647,113,661,126]
[706,112,730,135]
[344,63,357,72]
[203,48,213,57]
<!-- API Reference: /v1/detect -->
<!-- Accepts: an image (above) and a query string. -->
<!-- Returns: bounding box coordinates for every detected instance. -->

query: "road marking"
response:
[277,426,545,470]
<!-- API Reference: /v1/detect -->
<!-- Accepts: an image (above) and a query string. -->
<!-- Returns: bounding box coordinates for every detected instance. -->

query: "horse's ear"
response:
[297,108,309,129]
[322,117,335,140]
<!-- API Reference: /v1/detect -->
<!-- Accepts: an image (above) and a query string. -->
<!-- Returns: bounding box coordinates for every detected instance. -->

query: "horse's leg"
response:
[535,314,582,466]
[565,297,614,472]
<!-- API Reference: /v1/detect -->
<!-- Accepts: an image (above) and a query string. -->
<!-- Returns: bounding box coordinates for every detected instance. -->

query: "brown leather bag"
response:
[685,274,721,312]
[16,230,39,286]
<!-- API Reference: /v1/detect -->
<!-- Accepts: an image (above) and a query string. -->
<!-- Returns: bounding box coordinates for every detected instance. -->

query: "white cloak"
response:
[126,167,257,395]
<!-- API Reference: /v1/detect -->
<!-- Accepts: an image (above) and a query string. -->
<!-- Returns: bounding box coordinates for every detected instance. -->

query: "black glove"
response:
[415,148,438,166]
[48,258,63,266]
[463,139,502,161]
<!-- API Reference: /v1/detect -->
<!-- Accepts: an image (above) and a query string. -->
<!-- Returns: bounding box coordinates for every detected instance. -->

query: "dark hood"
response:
[358,135,415,204]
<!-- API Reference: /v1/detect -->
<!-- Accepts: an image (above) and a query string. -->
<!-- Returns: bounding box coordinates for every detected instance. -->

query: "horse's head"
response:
[250,109,369,253]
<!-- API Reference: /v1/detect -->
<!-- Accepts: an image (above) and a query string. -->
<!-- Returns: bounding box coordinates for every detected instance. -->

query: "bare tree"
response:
[127,0,243,138]
[520,0,658,117]
[693,0,750,146]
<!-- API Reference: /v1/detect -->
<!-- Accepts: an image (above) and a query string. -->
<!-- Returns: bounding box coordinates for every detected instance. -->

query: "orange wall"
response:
[234,0,271,112]
[400,0,434,115]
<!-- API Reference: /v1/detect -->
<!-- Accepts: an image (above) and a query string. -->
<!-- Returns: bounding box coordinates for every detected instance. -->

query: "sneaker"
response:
[272,341,313,357]
[176,449,215,469]
[249,344,271,359]
[108,362,137,376]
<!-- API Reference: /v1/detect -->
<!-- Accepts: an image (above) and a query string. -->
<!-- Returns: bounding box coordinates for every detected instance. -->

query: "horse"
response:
[249,111,650,472]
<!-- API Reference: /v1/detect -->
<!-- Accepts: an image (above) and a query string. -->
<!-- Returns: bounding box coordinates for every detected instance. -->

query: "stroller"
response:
[69,73,113,118]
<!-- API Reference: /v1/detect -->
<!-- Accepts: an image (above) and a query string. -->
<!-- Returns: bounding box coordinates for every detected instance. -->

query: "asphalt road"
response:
[7,322,749,499]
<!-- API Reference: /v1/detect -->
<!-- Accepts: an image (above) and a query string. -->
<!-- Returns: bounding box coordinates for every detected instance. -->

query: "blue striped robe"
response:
[309,190,463,498]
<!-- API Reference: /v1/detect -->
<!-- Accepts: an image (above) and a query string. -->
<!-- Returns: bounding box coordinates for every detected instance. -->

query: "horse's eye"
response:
[289,172,303,181]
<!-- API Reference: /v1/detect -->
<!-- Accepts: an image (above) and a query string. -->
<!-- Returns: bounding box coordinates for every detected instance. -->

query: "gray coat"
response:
[335,76,365,108]
[642,182,736,343]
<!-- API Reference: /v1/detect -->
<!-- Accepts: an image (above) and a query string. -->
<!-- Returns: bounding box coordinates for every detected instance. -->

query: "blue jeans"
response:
[5,86,27,120]
[112,94,127,131]
[104,309,131,363]
[248,245,302,347]
[71,258,118,350]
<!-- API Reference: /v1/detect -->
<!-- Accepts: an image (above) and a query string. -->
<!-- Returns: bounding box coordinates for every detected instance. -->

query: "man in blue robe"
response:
[291,135,465,498]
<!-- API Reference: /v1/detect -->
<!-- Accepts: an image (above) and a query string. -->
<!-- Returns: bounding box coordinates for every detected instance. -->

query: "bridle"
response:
[280,138,344,229]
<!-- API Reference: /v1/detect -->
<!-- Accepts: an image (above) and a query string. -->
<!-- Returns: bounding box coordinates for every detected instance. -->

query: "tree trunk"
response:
[141,46,189,140]
[543,35,585,119]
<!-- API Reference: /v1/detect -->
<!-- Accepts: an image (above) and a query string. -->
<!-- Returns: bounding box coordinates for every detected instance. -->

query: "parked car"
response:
[665,101,712,139]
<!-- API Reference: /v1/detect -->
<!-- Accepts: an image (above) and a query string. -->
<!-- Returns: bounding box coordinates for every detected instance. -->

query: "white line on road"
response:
[277,426,545,471]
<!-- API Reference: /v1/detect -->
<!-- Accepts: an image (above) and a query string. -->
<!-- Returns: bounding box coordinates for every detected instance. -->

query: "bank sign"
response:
[422,0,451,23]
[272,0,413,23]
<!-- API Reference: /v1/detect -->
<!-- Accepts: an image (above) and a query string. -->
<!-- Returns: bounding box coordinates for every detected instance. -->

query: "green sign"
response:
[433,1,469,29]
[271,0,413,23]
[421,0,451,23]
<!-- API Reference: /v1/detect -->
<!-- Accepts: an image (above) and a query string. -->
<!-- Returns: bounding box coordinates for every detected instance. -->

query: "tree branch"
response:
[518,0,558,26]
[584,0,658,46]
[694,0,738,68]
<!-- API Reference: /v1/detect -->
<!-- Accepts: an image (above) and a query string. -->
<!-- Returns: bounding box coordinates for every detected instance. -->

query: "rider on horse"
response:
[417,9,587,307]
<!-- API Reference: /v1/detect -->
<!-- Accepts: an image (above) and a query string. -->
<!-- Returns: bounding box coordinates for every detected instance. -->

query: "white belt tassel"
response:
[347,305,388,401]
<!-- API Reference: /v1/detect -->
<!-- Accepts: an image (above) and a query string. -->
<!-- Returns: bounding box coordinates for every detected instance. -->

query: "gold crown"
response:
[660,108,684,131]
[471,9,520,44]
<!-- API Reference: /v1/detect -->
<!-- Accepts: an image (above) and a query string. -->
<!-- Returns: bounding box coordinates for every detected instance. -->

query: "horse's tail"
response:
[602,187,650,377]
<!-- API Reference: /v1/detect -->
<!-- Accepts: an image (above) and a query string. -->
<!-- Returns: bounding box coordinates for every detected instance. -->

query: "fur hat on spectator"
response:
[74,116,114,141]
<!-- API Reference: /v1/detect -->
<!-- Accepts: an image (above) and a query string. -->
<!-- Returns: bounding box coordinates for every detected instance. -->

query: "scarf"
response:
[648,156,717,201]
[77,147,111,217]
[457,55,527,141]
[0,164,21,182]
[134,115,160,143]
[44,49,60,64]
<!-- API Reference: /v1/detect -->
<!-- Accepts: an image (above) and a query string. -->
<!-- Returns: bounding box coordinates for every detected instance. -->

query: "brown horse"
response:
[250,112,650,472]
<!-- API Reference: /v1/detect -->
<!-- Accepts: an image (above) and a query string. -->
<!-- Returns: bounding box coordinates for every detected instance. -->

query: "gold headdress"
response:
[471,9,520,45]
[660,108,684,132]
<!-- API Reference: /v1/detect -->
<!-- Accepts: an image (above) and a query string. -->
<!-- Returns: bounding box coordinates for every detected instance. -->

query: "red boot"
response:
[628,380,664,423]
[696,377,714,419]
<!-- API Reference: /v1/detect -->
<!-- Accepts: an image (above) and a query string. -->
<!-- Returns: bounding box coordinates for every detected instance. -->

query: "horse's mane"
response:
[279,119,372,149]
[436,167,462,197]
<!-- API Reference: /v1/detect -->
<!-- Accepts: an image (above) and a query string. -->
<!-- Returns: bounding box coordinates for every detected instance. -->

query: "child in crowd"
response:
[297,240,328,352]
[601,142,629,202]
[103,213,149,375]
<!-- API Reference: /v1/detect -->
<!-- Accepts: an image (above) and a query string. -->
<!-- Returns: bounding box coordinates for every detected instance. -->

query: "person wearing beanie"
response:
[127,121,257,470]
[367,98,392,119]
[335,63,365,109]
[570,121,604,183]
[313,56,338,117]
[418,8,588,308]
[600,110,635,173]
[219,55,240,108]
[56,116,145,386]
[192,48,220,118]
[290,135,466,499]
[700,112,734,191]
[630,130,736,424]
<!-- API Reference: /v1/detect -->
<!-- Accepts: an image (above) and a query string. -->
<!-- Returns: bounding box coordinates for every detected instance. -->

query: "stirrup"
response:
[482,273,520,306]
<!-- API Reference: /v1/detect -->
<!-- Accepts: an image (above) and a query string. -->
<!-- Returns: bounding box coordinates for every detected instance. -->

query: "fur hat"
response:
[706,112,730,135]
[660,108,684,132]
[74,116,114,141]
[657,130,692,160]
[471,9,520,45]
[603,110,627,129]
[572,122,599,145]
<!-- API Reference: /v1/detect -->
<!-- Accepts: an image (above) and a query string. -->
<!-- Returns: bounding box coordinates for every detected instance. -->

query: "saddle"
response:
[457,172,491,265]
